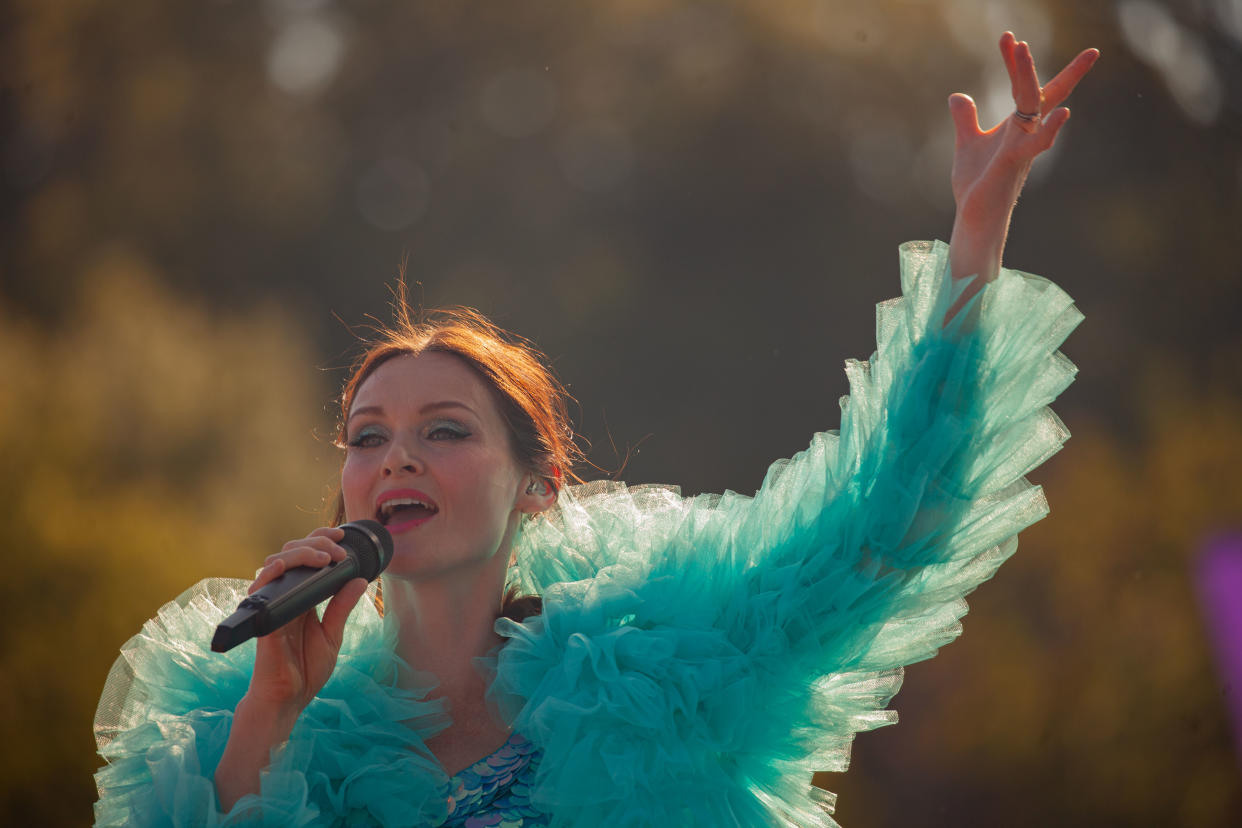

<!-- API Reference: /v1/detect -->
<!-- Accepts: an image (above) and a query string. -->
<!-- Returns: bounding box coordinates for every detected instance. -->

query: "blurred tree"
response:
[0,243,336,824]
[821,387,1242,826]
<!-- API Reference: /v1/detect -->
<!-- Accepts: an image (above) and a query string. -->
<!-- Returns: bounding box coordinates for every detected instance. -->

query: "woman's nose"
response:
[382,437,422,476]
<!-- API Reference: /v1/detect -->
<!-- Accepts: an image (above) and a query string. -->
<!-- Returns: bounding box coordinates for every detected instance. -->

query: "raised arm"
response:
[709,33,1099,745]
[947,33,1098,308]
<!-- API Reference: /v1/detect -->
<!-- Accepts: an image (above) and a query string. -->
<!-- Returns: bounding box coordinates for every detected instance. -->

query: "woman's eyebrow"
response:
[420,400,476,417]
[346,401,476,425]
[346,405,383,424]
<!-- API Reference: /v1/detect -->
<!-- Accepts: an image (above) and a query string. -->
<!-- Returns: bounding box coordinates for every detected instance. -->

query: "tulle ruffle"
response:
[93,579,452,827]
[96,241,1080,827]
[492,240,1080,826]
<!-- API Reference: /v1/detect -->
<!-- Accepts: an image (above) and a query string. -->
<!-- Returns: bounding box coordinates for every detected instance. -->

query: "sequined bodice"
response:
[441,732,548,827]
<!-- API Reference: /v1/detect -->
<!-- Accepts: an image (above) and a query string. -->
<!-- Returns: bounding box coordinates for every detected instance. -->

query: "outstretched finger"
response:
[948,93,981,143]
[1042,48,1100,110]
[319,577,369,651]
[1011,40,1043,115]
[1032,107,1071,153]
[999,32,1020,88]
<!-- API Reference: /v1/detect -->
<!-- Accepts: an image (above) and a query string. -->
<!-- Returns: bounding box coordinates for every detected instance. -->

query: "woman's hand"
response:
[214,527,370,811]
[947,32,1098,287]
[243,526,371,714]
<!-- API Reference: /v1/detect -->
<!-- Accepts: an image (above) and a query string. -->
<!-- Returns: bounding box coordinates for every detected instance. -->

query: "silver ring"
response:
[1013,109,1041,122]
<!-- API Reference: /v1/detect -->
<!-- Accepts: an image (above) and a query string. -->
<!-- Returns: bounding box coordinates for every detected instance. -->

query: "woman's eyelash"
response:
[343,422,470,447]
[346,427,386,448]
[428,423,470,440]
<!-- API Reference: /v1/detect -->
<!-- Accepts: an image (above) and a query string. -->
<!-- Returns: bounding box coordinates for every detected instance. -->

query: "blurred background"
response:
[4,0,1241,824]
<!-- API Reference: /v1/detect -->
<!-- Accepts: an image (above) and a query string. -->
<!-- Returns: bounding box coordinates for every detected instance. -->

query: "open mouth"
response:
[376,492,439,530]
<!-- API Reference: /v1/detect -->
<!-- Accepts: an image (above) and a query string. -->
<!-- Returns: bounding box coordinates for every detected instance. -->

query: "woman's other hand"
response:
[947,32,1098,287]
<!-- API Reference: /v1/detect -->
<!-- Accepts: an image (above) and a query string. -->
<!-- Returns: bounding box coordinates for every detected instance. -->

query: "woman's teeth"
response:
[379,498,437,523]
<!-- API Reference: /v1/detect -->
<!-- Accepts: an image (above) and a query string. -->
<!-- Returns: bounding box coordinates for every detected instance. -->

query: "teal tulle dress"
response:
[93,241,1082,827]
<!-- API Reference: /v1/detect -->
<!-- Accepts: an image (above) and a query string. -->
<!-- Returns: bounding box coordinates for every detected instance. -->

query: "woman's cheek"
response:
[339,458,371,521]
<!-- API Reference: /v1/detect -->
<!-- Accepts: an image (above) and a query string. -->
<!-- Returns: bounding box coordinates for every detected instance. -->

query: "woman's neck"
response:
[381,554,510,694]
[380,552,515,775]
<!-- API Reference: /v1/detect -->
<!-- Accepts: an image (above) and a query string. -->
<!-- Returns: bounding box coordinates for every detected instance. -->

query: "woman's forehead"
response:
[352,352,493,414]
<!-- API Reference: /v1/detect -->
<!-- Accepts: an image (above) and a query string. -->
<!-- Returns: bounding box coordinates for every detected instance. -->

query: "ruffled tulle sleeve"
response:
[493,240,1081,827]
[93,578,453,827]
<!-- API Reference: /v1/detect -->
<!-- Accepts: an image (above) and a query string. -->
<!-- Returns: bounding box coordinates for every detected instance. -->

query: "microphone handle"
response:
[211,558,361,652]
[250,556,362,636]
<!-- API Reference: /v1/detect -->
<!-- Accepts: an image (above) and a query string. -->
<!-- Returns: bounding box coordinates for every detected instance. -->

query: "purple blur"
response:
[1197,534,1242,767]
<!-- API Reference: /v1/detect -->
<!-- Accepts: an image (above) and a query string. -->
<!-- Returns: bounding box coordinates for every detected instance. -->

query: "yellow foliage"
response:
[0,244,338,821]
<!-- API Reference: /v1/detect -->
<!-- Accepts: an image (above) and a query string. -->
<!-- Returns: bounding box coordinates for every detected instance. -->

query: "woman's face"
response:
[341,351,535,579]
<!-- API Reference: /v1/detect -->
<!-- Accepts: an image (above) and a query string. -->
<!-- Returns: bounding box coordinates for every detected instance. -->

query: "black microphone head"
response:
[338,520,394,580]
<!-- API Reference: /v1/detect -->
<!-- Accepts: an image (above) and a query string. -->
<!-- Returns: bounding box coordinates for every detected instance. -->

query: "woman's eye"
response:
[428,424,470,441]
[347,430,386,449]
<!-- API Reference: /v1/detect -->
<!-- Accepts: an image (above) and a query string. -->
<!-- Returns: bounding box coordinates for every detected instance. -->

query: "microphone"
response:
[211,520,393,653]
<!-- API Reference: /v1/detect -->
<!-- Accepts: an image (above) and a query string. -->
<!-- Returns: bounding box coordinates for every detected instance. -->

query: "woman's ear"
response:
[517,475,557,515]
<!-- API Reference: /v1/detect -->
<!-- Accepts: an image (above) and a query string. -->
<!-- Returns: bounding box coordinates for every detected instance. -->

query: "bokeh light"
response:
[267,15,346,96]
[1118,1,1224,125]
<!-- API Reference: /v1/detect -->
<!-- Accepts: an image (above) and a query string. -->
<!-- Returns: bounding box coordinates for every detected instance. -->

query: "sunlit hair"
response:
[330,284,583,620]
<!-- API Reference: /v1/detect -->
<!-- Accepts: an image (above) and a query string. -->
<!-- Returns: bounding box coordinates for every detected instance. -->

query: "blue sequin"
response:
[442,733,549,827]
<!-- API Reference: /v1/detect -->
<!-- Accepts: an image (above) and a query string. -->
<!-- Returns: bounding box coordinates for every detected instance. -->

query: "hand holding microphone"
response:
[213,520,393,652]
[212,522,391,807]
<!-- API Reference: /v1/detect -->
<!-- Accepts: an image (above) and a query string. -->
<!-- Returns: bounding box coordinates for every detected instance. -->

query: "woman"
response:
[95,33,1098,827]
